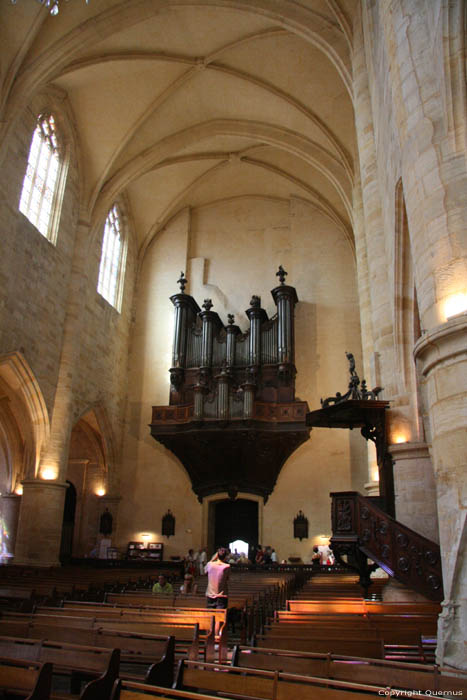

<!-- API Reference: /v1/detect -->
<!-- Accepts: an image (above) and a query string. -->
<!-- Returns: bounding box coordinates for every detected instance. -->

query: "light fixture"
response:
[10,0,90,15]
[41,466,57,480]
[394,435,408,444]
[141,533,152,541]
[15,485,23,496]
[96,487,106,497]
[444,293,467,321]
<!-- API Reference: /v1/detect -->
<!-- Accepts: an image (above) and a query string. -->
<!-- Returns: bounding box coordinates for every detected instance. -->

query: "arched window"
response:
[19,113,65,243]
[97,204,127,311]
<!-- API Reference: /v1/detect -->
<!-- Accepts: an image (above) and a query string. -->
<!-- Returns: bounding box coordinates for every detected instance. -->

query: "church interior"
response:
[0,0,466,681]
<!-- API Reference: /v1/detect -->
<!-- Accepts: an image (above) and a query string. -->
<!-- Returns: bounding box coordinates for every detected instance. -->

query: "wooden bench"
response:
[263,619,432,644]
[57,603,227,662]
[0,656,52,699]
[231,645,467,693]
[0,629,173,687]
[255,634,385,658]
[0,636,119,700]
[173,658,429,699]
[0,613,204,663]
[111,679,232,700]
[0,637,119,699]
[287,600,440,614]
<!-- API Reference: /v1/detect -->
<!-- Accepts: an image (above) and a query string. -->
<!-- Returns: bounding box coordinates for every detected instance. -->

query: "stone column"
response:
[389,441,439,542]
[414,313,467,669]
[352,7,399,402]
[14,219,91,566]
[13,480,67,567]
[364,441,380,497]
[0,493,21,557]
[375,1,467,669]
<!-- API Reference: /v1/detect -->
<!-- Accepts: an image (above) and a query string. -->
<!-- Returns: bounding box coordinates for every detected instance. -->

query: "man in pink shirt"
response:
[204,547,230,609]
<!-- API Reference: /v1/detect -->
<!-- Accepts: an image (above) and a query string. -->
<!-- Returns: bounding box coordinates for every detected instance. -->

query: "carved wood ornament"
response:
[150,268,310,502]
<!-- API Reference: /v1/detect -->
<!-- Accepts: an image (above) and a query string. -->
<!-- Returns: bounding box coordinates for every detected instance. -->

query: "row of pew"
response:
[2,640,467,700]
[253,573,441,663]
[1,569,466,700]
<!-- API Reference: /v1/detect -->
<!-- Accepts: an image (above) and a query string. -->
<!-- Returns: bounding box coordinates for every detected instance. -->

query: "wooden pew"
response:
[255,633,385,658]
[0,656,52,699]
[287,600,440,614]
[57,603,227,663]
[111,679,232,700]
[0,612,203,664]
[262,620,432,644]
[173,658,429,699]
[0,630,174,687]
[0,637,119,700]
[231,645,467,694]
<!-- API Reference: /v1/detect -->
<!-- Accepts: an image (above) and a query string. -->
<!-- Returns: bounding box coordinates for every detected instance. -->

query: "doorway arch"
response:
[59,480,76,562]
[207,498,258,558]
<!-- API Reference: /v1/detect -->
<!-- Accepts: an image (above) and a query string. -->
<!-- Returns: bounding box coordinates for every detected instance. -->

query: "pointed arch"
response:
[0,352,50,482]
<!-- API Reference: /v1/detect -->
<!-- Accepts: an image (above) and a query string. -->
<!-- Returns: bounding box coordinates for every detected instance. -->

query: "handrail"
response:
[330,491,443,601]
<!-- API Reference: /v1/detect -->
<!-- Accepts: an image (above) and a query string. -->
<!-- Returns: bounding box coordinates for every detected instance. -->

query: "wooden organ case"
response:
[150,267,310,502]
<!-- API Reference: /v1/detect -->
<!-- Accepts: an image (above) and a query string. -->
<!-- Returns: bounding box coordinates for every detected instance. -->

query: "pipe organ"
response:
[150,267,310,502]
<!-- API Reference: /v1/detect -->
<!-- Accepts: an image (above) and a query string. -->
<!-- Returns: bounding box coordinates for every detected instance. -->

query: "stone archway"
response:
[0,352,50,557]
[66,409,109,557]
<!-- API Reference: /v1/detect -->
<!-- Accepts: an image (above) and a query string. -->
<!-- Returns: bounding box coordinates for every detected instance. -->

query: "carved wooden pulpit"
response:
[150,267,310,502]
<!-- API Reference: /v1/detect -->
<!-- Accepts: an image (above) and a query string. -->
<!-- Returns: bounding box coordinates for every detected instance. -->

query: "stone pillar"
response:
[13,480,67,567]
[352,7,398,401]
[364,441,380,496]
[14,220,91,566]
[414,313,467,669]
[374,1,467,669]
[389,441,439,542]
[0,493,21,557]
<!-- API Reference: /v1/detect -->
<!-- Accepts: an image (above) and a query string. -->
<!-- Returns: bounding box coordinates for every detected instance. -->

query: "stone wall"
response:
[117,195,366,562]
[0,94,136,563]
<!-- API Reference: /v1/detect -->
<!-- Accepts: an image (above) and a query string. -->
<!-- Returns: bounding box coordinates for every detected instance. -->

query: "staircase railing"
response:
[330,491,443,601]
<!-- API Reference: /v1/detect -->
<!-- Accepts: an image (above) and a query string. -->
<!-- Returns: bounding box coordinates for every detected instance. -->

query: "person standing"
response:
[205,547,230,609]
[198,547,207,575]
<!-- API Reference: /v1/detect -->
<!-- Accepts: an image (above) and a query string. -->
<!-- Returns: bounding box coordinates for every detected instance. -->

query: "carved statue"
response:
[249,295,261,308]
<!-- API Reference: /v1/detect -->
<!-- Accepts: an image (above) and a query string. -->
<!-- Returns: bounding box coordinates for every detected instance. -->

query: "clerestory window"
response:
[19,113,65,243]
[97,204,127,311]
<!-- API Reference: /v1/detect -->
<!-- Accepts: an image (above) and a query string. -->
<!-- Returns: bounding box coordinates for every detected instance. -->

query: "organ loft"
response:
[150,267,310,502]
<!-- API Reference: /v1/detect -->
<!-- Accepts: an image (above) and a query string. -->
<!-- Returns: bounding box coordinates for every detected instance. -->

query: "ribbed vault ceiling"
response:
[1,0,357,256]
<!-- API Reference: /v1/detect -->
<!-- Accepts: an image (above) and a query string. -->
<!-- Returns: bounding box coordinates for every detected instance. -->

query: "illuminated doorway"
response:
[210,499,258,558]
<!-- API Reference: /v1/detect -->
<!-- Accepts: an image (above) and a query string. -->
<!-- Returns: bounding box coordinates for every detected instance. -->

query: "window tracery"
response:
[19,114,64,243]
[97,204,127,311]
